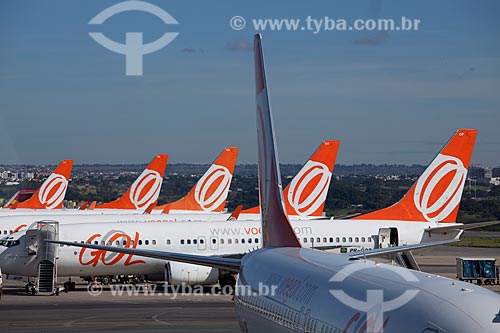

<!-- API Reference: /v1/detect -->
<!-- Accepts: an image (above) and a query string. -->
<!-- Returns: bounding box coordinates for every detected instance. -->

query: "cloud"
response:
[354,31,389,46]
[225,37,252,52]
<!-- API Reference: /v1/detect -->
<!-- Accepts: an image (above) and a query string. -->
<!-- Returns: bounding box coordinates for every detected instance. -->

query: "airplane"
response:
[93,154,168,212]
[153,147,239,214]
[0,160,73,212]
[45,34,500,332]
[237,139,339,220]
[0,155,168,216]
[0,141,341,236]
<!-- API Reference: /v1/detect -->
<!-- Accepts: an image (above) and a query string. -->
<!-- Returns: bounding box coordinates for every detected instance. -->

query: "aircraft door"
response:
[378,227,399,248]
[378,228,391,248]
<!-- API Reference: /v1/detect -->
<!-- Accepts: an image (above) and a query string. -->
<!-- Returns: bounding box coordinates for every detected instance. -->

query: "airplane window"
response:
[94,241,98,245]
[342,237,346,242]
[122,240,126,245]
[152,240,156,245]
[241,239,245,244]
[101,241,105,245]
[138,240,143,245]
[235,239,239,244]
[106,241,112,245]
[336,237,340,242]
[361,237,365,242]
[368,237,372,242]
[180,239,184,245]
[303,238,307,243]
[228,239,232,244]
[145,240,149,245]
[166,239,171,245]
[187,239,191,245]
[329,237,334,243]
[220,239,224,244]
[115,240,120,245]
[200,239,204,244]
[3,230,6,235]
[317,237,321,243]
[193,239,197,245]
[348,237,353,242]
[310,238,314,243]
[248,238,252,243]
[212,238,217,244]
[131,240,135,246]
[255,238,259,243]
[9,230,13,234]
[355,237,359,242]
[323,237,327,243]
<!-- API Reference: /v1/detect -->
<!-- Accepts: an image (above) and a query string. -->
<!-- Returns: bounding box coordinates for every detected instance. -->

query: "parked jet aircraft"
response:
[0,160,73,212]
[153,147,239,214]
[47,34,500,332]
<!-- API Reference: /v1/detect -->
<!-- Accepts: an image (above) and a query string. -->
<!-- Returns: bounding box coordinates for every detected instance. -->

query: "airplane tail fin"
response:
[16,159,73,209]
[254,34,301,248]
[353,129,477,223]
[241,140,340,218]
[96,154,168,210]
[158,147,238,213]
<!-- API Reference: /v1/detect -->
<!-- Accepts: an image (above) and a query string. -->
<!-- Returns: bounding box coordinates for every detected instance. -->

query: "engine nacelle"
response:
[166,262,219,285]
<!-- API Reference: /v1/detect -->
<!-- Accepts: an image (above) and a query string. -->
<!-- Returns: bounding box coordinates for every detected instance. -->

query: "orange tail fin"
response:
[352,129,477,223]
[157,147,238,213]
[242,140,340,217]
[96,154,168,210]
[16,160,73,209]
[88,201,97,210]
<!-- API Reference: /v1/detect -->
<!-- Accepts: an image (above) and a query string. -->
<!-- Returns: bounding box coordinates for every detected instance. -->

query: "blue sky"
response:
[1,0,499,166]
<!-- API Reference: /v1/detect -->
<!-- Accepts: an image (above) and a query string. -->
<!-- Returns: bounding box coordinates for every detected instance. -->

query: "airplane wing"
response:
[347,239,458,259]
[426,221,500,233]
[48,240,241,273]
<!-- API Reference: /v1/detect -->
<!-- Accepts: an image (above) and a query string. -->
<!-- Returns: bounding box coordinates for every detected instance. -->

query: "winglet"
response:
[79,201,89,210]
[227,205,243,221]
[88,201,97,210]
[353,129,477,223]
[254,34,301,248]
[157,147,238,213]
[16,159,73,209]
[95,154,168,210]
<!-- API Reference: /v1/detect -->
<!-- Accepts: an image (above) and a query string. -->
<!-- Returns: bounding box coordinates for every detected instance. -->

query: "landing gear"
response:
[219,274,237,297]
[64,278,76,292]
[25,282,36,295]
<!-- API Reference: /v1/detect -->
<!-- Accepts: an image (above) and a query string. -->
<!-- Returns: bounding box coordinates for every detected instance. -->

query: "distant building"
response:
[469,166,485,179]
[484,168,492,179]
[492,167,500,178]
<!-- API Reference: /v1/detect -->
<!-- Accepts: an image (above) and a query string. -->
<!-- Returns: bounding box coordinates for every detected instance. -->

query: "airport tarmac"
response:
[0,246,498,332]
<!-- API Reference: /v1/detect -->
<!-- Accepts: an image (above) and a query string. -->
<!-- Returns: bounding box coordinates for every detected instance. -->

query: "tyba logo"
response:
[38,174,68,209]
[413,154,467,222]
[129,169,162,209]
[194,165,232,212]
[89,1,179,75]
[287,160,331,216]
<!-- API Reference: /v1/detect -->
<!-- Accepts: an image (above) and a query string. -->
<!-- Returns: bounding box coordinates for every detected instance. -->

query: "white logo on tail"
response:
[194,164,232,212]
[414,154,467,222]
[129,169,162,209]
[38,174,68,209]
[287,160,331,217]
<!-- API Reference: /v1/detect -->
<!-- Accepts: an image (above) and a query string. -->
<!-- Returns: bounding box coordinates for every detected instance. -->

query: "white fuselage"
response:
[0,219,460,277]
[234,247,500,333]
